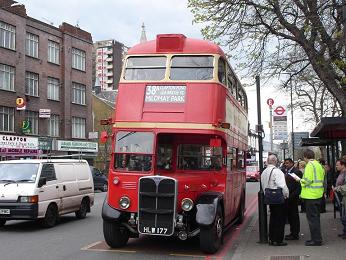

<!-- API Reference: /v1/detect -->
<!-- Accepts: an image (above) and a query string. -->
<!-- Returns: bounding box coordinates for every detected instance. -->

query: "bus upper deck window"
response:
[170,55,214,80]
[218,58,226,86]
[124,56,166,80]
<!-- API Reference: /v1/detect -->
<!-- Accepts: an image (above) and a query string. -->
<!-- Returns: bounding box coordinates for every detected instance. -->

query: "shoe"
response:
[305,240,322,246]
[285,234,299,240]
[338,233,345,237]
[273,242,288,246]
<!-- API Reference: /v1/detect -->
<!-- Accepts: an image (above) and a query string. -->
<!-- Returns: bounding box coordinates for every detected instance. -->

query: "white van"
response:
[0,159,94,228]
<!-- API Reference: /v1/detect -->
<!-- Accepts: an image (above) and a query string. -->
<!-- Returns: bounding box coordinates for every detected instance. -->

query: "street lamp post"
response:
[256,75,268,243]
[290,81,295,160]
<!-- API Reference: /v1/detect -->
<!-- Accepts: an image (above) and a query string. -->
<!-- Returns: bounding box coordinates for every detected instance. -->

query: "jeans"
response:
[341,202,346,234]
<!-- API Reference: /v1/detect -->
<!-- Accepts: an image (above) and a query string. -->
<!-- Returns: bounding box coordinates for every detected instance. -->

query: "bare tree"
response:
[188,0,346,115]
[292,70,342,125]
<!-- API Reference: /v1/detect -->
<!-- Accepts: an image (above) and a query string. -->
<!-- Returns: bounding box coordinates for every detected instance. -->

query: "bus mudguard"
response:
[101,195,122,222]
[195,192,223,227]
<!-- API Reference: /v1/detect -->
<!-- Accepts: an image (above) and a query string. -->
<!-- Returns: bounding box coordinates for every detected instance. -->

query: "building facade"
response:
[92,39,126,91]
[0,0,97,160]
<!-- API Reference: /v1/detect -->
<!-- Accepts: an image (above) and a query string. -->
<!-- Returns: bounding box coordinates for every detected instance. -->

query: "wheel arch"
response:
[195,192,224,227]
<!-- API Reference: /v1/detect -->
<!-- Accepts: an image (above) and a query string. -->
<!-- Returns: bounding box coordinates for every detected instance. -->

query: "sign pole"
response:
[269,106,273,151]
[257,76,268,243]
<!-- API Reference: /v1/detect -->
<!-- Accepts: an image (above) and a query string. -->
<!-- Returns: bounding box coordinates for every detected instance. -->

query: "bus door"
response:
[225,147,237,222]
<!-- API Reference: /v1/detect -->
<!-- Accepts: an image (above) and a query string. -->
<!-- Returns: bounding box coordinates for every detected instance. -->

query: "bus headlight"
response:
[119,196,130,209]
[181,198,194,212]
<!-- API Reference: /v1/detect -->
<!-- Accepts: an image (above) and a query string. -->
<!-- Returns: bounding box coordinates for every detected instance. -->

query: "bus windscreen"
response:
[170,55,214,80]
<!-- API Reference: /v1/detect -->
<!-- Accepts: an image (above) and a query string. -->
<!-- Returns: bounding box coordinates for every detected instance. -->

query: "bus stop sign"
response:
[274,106,286,116]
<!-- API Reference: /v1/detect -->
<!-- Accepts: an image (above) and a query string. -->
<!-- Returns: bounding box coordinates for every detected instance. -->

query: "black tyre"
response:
[101,182,108,192]
[103,221,129,248]
[75,198,88,219]
[0,219,6,227]
[41,204,58,228]
[199,206,223,254]
[236,191,245,224]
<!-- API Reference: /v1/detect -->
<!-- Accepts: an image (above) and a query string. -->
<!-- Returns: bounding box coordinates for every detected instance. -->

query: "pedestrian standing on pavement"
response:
[261,154,289,246]
[283,158,303,240]
[298,161,307,213]
[293,149,325,246]
[334,159,346,239]
[318,159,327,213]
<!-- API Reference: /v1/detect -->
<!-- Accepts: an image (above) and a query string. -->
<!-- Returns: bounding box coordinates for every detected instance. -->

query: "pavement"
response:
[228,200,346,260]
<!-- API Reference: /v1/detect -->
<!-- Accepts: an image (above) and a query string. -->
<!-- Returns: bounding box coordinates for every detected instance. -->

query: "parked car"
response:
[0,159,94,228]
[246,165,260,182]
[90,167,108,192]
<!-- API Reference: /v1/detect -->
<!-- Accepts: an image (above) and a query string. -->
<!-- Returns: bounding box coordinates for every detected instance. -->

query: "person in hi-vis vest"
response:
[291,149,325,246]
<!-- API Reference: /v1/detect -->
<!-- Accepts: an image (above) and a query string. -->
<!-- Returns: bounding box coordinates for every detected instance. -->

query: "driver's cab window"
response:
[237,150,245,169]
[41,164,56,182]
[157,145,173,170]
[227,147,235,172]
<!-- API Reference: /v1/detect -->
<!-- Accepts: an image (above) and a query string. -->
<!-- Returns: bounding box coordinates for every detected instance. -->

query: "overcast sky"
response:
[19,0,203,47]
[18,0,312,138]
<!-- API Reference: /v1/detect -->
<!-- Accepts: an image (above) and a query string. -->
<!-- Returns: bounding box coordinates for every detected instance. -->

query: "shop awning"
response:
[299,138,332,147]
[310,117,346,139]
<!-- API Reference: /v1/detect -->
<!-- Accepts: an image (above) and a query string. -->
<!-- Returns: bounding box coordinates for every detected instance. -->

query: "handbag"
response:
[264,168,285,205]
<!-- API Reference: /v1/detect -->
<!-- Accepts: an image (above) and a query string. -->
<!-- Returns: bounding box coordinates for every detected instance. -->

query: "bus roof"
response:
[127,34,225,56]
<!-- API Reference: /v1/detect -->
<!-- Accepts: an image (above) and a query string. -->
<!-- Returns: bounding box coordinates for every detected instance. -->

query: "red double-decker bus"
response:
[101,34,248,253]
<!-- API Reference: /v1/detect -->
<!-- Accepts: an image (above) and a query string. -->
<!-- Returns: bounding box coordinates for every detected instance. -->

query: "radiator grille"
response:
[138,176,177,236]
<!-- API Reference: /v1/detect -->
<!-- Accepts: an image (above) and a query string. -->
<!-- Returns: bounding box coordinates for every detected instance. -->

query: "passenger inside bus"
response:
[210,156,222,170]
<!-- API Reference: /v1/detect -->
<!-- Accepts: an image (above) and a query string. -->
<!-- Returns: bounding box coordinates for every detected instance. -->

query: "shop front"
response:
[0,134,39,160]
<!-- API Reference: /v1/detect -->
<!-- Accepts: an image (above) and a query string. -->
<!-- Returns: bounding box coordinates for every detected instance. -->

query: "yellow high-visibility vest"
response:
[300,160,325,199]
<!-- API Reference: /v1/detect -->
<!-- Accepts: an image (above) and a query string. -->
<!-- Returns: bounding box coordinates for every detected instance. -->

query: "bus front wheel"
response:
[199,206,223,254]
[103,221,129,248]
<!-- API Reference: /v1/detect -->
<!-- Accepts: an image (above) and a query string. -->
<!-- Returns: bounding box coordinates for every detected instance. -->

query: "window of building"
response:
[72,48,86,71]
[170,55,214,80]
[25,32,39,58]
[72,116,86,139]
[47,77,60,101]
[72,82,86,105]
[48,114,60,137]
[124,56,166,80]
[25,72,39,96]
[0,21,15,50]
[0,106,14,132]
[48,40,60,64]
[25,110,39,135]
[0,64,14,91]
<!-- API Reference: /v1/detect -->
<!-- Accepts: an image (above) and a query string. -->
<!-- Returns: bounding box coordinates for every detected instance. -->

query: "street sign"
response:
[273,106,286,116]
[267,98,274,107]
[39,109,51,118]
[273,105,287,140]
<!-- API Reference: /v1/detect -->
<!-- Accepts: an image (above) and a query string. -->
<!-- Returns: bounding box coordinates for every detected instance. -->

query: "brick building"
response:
[0,0,97,159]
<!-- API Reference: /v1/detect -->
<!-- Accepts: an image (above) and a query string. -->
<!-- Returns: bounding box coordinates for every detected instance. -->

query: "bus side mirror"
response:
[100,131,108,144]
[100,118,112,125]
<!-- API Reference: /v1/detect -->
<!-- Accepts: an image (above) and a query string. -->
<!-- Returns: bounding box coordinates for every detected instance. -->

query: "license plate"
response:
[142,227,168,235]
[0,209,10,215]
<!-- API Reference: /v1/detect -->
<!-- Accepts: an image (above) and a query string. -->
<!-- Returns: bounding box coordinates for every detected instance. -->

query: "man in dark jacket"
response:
[283,158,303,240]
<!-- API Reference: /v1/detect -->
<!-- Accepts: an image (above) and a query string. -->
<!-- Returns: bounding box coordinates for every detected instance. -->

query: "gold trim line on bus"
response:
[113,122,228,131]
